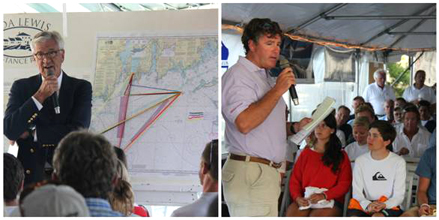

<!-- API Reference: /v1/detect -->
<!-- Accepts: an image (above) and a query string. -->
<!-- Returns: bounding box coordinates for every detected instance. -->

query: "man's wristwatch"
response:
[290,122,297,134]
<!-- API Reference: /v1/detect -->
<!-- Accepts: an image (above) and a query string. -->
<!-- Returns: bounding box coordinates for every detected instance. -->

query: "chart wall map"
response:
[90,35,218,177]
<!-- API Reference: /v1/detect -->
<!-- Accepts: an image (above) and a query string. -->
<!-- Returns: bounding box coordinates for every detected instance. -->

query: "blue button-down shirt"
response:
[222,56,287,163]
[85,198,123,217]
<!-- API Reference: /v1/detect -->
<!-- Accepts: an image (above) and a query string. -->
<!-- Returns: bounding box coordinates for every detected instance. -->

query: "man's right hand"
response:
[33,75,58,104]
[274,67,295,96]
[295,197,310,207]
[419,204,430,216]
[398,147,410,156]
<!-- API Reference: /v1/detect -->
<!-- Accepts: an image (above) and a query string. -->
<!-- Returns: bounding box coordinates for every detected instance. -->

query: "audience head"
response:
[352,96,365,112]
[393,107,404,123]
[395,97,407,109]
[414,70,426,87]
[109,160,134,216]
[4,153,24,204]
[53,130,118,200]
[113,146,128,168]
[201,139,219,183]
[352,116,370,145]
[241,18,282,55]
[355,104,375,123]
[418,100,432,121]
[383,99,394,115]
[368,120,396,151]
[20,183,89,217]
[373,69,387,87]
[403,105,421,132]
[336,105,351,127]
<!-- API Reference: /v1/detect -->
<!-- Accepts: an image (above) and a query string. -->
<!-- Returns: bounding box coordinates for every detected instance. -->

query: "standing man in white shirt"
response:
[362,69,396,116]
[221,18,311,217]
[403,70,436,105]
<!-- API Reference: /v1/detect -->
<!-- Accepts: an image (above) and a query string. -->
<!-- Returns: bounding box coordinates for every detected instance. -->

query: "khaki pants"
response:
[222,158,281,217]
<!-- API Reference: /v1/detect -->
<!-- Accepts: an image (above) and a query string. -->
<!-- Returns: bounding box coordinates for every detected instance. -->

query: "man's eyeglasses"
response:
[33,50,63,60]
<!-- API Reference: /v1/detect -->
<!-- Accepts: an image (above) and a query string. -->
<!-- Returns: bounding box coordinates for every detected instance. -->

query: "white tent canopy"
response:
[222,3,436,54]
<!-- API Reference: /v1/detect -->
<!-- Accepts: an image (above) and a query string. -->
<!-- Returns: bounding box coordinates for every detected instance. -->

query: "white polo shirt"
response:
[362,82,396,115]
[222,56,287,163]
[402,84,436,104]
[392,125,431,158]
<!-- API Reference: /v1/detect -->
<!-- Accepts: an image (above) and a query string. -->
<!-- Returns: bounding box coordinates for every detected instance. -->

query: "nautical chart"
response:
[90,35,218,176]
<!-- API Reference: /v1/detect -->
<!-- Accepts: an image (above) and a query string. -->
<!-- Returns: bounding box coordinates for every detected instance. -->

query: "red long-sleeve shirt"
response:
[289,148,352,204]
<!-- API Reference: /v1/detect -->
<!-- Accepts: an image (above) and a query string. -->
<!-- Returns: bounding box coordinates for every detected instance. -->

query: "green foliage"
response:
[387,63,410,97]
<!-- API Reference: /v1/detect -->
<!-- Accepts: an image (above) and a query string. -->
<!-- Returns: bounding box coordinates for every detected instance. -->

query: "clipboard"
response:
[289,97,336,145]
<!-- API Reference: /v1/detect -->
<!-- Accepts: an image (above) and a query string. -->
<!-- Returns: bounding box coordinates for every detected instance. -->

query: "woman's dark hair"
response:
[320,114,344,174]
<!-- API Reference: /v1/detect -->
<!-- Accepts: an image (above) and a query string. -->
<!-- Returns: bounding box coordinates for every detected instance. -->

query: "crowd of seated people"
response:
[4,131,218,217]
[285,89,436,217]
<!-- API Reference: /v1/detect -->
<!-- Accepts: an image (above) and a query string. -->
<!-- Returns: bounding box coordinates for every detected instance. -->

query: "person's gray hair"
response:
[373,69,387,80]
[30,31,64,52]
[53,130,117,200]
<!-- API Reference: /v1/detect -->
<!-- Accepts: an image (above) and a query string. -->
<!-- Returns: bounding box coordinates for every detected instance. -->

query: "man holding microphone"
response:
[4,31,92,186]
[221,18,311,217]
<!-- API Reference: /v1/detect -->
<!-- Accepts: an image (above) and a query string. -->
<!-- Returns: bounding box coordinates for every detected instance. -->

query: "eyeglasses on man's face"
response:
[33,49,63,60]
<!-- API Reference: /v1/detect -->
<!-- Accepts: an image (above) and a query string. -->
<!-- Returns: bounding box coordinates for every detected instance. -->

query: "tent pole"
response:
[391,52,425,87]
[287,3,347,34]
[389,8,436,48]
[360,4,435,46]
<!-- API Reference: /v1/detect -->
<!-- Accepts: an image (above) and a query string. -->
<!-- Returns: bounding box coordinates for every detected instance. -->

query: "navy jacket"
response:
[4,72,92,185]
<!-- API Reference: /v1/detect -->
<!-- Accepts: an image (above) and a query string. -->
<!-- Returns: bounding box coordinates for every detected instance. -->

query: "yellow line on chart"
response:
[99,93,180,135]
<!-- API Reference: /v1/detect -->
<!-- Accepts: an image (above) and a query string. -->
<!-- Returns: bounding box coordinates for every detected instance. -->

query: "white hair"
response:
[373,69,387,80]
[30,31,64,52]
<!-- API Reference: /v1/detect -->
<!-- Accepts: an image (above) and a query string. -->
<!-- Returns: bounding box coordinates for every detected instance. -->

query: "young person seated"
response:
[287,114,352,217]
[347,121,405,217]
[344,117,370,163]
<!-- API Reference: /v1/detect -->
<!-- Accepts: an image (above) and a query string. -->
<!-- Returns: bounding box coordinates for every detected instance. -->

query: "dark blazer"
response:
[4,72,92,185]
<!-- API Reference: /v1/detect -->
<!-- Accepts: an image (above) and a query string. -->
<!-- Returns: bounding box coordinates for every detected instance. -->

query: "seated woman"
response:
[287,114,352,217]
[347,121,405,217]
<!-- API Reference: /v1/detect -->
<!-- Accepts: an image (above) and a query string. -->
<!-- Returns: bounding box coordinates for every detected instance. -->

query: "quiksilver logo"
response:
[372,172,387,181]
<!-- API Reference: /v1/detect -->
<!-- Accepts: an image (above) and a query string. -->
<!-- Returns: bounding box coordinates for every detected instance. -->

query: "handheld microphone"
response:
[47,69,60,114]
[279,55,299,105]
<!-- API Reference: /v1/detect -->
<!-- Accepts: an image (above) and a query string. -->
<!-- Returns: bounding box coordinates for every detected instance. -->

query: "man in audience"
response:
[362,69,396,116]
[401,131,436,217]
[4,153,25,217]
[395,97,408,109]
[392,106,431,158]
[379,99,394,123]
[52,130,122,216]
[20,184,90,217]
[3,31,92,185]
[172,140,219,217]
[418,100,436,133]
[348,96,365,121]
[393,107,404,125]
[403,70,436,105]
[336,105,352,143]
